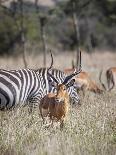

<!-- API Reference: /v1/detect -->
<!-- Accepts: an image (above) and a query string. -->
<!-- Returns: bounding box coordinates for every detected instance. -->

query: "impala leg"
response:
[39,106,45,124]
[107,78,110,90]
[60,119,64,130]
[109,79,115,91]
[81,84,86,97]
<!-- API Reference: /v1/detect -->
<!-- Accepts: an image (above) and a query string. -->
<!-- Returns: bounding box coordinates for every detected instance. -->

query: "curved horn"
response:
[99,70,106,90]
[63,51,82,84]
[48,50,53,71]
[72,60,75,69]
[47,50,59,84]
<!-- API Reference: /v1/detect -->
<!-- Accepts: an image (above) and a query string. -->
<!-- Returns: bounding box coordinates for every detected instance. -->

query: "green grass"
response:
[0,91,116,155]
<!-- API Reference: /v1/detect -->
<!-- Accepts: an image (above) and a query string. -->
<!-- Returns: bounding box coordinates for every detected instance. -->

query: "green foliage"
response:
[25,13,41,41]
[55,0,116,51]
[0,0,116,56]
[0,6,20,55]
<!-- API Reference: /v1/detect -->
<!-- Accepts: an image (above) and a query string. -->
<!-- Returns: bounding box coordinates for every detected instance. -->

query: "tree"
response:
[0,4,21,55]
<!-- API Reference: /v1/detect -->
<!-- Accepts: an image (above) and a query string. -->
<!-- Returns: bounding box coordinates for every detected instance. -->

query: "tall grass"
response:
[0,51,116,155]
[0,91,116,155]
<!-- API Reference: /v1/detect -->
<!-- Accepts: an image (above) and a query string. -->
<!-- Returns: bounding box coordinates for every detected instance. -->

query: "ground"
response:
[0,50,116,155]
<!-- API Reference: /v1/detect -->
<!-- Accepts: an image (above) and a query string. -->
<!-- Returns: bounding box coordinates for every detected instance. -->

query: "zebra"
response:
[0,51,81,110]
[0,51,55,111]
[0,68,50,110]
[0,67,80,111]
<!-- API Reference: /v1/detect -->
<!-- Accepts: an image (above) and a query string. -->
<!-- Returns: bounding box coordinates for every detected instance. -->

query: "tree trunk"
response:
[72,1,80,67]
[19,0,27,68]
[35,0,47,67]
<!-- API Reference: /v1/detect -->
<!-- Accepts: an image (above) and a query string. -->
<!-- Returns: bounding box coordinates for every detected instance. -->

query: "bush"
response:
[0,6,20,55]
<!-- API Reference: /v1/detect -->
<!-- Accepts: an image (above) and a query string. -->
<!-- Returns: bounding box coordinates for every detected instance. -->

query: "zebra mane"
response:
[35,68,66,76]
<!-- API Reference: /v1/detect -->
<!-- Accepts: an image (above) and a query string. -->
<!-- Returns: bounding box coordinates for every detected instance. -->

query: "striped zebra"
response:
[0,51,81,110]
[0,51,54,111]
[0,69,49,110]
[0,67,80,111]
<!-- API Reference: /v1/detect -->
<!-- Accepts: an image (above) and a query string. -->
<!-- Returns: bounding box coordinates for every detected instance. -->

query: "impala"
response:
[64,69,103,95]
[99,67,116,91]
[39,51,82,128]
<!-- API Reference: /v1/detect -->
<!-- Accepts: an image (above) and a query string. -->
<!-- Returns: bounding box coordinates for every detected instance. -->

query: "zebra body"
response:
[0,67,80,110]
[0,69,47,110]
[37,68,80,104]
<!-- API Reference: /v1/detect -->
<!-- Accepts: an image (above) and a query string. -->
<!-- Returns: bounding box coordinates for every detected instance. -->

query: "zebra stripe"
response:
[36,68,80,104]
[0,69,47,110]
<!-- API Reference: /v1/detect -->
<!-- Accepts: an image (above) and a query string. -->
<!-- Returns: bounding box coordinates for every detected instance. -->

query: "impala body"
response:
[39,84,70,128]
[100,67,116,91]
[107,67,116,90]
[39,51,82,128]
[64,69,103,94]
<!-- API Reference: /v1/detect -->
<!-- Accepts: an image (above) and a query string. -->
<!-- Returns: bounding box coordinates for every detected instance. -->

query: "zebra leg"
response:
[28,103,34,114]
[28,98,39,114]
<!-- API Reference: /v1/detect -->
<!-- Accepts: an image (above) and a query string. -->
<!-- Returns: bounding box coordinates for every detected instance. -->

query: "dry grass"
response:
[0,92,116,155]
[0,51,116,155]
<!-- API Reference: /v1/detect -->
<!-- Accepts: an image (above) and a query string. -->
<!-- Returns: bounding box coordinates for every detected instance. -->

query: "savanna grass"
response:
[0,51,116,155]
[0,91,116,155]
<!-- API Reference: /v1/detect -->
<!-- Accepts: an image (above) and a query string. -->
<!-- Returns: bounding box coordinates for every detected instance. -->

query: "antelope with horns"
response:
[39,51,82,128]
[64,69,103,95]
[64,58,103,95]
[99,67,116,91]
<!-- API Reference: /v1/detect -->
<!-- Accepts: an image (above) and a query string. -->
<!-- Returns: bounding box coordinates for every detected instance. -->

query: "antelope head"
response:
[47,51,82,95]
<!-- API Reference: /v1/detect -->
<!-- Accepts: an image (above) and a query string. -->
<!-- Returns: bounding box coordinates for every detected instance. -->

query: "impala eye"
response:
[63,87,66,90]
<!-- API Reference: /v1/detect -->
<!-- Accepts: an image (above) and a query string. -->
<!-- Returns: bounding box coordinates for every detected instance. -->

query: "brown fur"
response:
[39,84,70,128]
[106,67,116,91]
[64,69,103,94]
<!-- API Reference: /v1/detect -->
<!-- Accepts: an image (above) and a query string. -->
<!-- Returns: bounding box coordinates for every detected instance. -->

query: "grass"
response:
[0,51,116,155]
[0,91,116,155]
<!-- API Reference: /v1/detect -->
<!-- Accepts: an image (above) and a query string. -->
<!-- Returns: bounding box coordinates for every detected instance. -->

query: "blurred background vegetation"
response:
[0,0,116,56]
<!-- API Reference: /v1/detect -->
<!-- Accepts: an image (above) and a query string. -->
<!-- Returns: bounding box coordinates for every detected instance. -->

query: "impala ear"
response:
[66,79,75,88]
